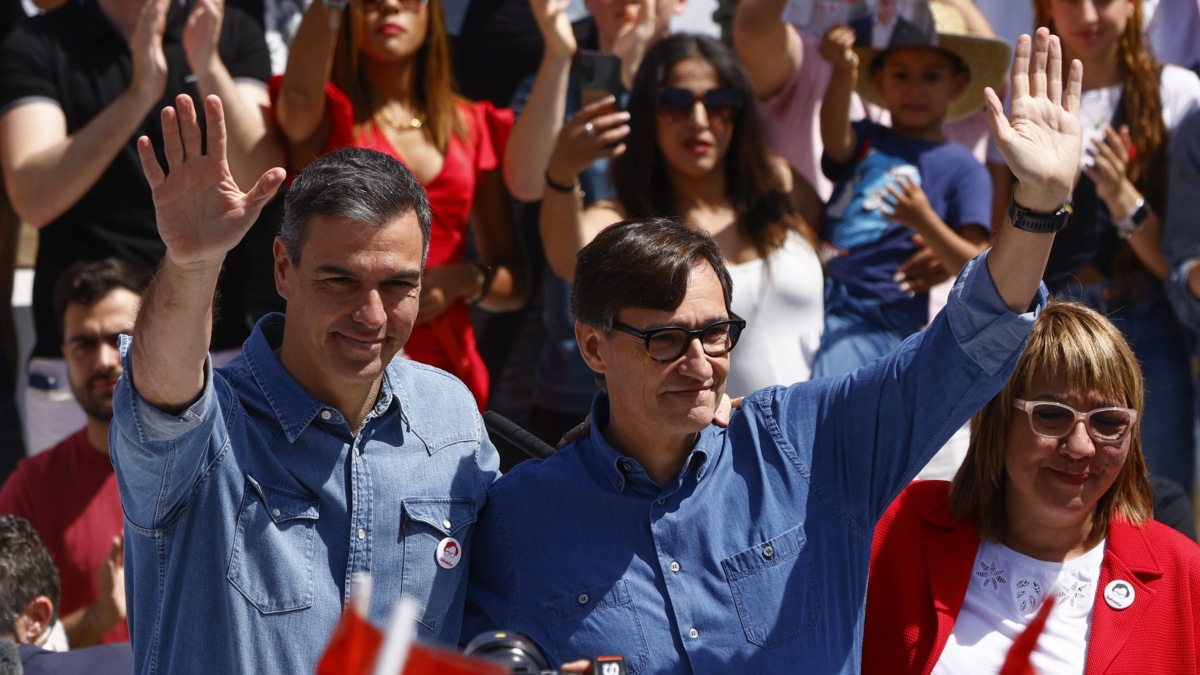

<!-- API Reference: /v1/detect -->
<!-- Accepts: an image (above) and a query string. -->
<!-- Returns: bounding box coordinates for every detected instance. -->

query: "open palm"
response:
[987,28,1083,211]
[138,94,284,269]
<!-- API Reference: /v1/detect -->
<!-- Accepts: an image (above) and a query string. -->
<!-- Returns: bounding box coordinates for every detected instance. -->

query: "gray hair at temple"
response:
[279,147,432,267]
[570,217,733,333]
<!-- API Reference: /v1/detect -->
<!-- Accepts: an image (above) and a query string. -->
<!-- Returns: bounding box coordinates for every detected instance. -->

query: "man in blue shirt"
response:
[110,95,499,674]
[465,29,1084,673]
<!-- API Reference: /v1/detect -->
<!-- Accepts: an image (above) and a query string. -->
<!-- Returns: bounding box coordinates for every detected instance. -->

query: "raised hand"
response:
[880,175,936,232]
[1083,124,1133,207]
[545,97,630,185]
[611,0,658,88]
[986,27,1082,212]
[129,0,169,103]
[96,536,126,626]
[183,0,225,76]
[530,0,576,60]
[137,94,285,270]
[819,24,858,72]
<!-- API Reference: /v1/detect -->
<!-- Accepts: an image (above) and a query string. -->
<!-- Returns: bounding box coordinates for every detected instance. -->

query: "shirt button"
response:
[578,594,589,604]
[689,628,699,639]
[763,545,774,559]
[442,519,452,529]
[354,446,361,457]
[657,499,666,506]
[271,508,281,518]
[670,561,680,573]
[357,528,366,540]
[621,461,633,472]
[320,410,332,420]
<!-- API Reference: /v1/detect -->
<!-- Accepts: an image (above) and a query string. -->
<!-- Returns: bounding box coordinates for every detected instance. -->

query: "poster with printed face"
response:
[783,0,934,46]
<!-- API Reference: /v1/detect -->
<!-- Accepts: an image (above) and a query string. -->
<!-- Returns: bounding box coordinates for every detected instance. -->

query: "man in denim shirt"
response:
[466,30,1083,673]
[109,95,499,675]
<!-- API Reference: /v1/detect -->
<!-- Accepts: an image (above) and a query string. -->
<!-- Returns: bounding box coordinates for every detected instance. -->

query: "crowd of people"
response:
[1,0,1200,672]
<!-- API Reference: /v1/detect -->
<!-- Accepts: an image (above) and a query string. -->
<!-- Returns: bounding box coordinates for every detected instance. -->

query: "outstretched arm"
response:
[818,24,858,164]
[133,95,284,413]
[503,0,576,201]
[731,0,800,100]
[985,28,1083,313]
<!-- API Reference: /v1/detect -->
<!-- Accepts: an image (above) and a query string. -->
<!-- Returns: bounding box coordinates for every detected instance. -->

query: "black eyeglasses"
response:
[362,0,429,12]
[654,87,742,124]
[612,316,746,362]
[1012,399,1139,443]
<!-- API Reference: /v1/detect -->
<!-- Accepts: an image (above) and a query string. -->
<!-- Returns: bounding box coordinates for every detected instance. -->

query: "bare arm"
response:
[0,0,168,228]
[504,0,575,201]
[985,29,1083,312]
[538,103,629,280]
[133,95,284,412]
[818,24,858,164]
[731,0,800,100]
[185,0,284,188]
[274,0,340,150]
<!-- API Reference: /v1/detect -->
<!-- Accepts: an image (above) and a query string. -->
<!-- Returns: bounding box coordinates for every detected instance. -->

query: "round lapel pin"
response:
[436,537,462,570]
[1103,580,1135,610]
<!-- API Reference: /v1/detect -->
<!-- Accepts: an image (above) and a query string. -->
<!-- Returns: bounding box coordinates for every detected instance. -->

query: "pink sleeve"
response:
[465,100,514,173]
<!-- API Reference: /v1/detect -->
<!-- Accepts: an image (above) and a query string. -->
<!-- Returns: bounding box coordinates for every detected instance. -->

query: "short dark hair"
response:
[571,217,733,332]
[280,147,433,266]
[52,257,150,340]
[0,516,60,638]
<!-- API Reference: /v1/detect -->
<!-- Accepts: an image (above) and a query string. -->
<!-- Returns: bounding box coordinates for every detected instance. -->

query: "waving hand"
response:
[137,94,285,270]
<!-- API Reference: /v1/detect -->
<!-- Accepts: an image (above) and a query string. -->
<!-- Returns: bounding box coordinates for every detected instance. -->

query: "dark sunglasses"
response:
[654,87,742,124]
[612,316,747,362]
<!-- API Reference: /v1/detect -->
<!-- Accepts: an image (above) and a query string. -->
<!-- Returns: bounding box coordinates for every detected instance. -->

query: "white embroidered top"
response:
[932,538,1106,675]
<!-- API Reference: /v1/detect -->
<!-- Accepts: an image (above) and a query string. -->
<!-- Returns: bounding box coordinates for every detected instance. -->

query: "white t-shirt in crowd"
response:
[933,538,1106,675]
[1078,64,1200,169]
[726,230,824,397]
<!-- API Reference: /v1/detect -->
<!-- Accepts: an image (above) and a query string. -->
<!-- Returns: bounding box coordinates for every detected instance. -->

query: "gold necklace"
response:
[377,106,426,131]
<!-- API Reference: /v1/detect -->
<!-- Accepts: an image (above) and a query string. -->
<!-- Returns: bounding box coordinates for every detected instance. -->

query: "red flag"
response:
[316,602,384,675]
[999,595,1055,675]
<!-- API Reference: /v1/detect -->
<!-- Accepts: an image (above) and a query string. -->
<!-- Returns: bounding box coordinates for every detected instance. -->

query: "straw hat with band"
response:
[853,1,1012,122]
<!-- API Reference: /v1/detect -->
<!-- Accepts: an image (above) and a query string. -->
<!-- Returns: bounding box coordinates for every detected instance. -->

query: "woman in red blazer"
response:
[864,300,1200,674]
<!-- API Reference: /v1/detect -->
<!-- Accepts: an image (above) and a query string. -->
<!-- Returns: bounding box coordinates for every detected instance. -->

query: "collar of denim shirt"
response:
[241,313,398,442]
[579,391,722,498]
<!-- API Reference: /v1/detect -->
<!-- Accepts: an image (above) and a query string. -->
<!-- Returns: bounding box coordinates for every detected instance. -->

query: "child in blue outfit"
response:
[812,3,1011,377]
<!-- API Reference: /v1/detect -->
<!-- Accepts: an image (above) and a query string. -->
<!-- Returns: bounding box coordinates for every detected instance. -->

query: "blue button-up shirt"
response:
[464,252,1045,674]
[110,314,499,675]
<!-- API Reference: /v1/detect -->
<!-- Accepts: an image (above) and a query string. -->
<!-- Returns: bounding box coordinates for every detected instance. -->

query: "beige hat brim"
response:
[854,33,1012,123]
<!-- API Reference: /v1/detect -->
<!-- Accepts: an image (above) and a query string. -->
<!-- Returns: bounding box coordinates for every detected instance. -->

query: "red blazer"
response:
[864,480,1200,674]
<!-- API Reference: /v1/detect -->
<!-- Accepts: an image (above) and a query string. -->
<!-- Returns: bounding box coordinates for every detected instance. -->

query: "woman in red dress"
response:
[273,0,529,408]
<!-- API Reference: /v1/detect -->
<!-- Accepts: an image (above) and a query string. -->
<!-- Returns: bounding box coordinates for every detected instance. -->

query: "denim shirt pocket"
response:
[401,498,478,635]
[227,475,319,614]
[546,579,650,675]
[721,525,821,649]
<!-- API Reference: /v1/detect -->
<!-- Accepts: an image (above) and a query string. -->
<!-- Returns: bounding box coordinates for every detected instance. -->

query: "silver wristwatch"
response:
[1114,197,1149,240]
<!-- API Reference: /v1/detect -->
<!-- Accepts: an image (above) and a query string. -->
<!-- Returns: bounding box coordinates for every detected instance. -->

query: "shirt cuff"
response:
[118,334,216,443]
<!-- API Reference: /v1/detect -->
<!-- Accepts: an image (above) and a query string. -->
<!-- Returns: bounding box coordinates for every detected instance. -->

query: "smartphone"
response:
[573,50,623,110]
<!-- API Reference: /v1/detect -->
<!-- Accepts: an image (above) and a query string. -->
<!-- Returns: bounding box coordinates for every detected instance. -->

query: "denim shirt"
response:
[110,314,499,675]
[464,251,1045,674]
